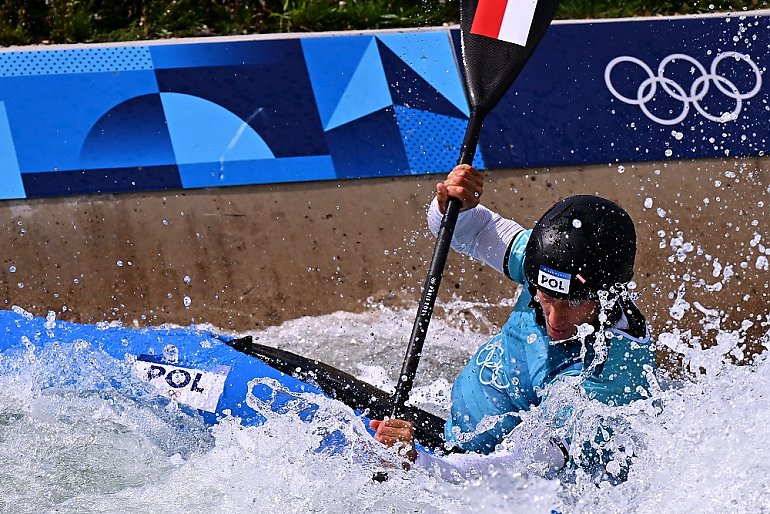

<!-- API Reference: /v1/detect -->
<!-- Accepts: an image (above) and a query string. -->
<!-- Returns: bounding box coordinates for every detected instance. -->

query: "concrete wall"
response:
[2,157,768,355]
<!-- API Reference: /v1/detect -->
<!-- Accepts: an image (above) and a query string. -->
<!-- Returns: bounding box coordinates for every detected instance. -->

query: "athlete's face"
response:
[536,290,600,340]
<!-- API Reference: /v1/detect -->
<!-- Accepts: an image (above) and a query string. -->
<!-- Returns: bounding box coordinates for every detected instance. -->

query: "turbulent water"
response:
[1,292,769,513]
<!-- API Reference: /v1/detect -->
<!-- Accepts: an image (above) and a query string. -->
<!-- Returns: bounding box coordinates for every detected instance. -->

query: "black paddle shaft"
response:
[389,0,561,419]
[389,111,483,418]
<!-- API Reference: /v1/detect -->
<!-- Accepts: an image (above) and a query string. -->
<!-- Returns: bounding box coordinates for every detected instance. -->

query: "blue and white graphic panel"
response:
[0,13,767,200]
[0,30,472,198]
[474,13,769,167]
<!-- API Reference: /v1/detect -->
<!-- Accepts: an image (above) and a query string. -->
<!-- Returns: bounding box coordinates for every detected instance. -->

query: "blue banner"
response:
[0,31,480,199]
[475,13,769,167]
[0,12,767,200]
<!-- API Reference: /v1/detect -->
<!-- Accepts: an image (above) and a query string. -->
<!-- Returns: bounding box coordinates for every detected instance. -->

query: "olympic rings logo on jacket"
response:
[474,340,511,389]
[604,52,762,125]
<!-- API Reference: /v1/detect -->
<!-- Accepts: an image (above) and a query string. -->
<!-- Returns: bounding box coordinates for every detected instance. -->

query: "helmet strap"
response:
[604,294,623,328]
[527,285,546,328]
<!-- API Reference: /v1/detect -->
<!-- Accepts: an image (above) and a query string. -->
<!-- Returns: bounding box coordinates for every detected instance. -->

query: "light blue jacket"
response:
[444,230,656,454]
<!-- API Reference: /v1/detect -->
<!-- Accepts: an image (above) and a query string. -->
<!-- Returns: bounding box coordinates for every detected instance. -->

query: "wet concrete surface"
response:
[2,157,768,359]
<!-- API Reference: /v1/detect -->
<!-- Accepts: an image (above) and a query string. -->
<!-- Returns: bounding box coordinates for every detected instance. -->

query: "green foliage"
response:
[265,0,456,32]
[0,0,767,46]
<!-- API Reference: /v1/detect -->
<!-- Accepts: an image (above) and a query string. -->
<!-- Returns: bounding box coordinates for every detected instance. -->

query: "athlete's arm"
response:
[428,165,523,274]
[427,198,522,274]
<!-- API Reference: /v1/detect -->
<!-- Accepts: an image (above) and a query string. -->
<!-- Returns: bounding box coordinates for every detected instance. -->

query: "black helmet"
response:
[524,195,636,301]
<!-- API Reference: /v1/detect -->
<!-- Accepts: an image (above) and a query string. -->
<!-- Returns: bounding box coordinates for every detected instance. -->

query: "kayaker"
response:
[372,164,657,481]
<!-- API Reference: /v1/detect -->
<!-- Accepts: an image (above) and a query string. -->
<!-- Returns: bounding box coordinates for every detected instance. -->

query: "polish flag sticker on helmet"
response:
[537,265,571,294]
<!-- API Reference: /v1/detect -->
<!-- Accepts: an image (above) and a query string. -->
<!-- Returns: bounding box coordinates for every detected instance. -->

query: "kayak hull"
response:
[0,309,446,450]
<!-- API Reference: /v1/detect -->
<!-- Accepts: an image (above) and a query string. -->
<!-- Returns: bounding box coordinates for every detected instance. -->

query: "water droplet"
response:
[572,218,582,228]
[644,198,653,209]
[183,296,192,308]
[9,265,16,273]
[44,311,56,330]
[163,344,179,363]
[577,323,595,339]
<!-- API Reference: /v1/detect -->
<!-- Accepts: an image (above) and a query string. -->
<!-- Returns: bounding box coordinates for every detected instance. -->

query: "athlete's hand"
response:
[436,164,484,213]
[370,418,417,463]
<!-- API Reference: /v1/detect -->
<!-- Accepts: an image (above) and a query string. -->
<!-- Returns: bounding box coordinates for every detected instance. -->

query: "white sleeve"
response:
[427,197,523,274]
[414,439,567,484]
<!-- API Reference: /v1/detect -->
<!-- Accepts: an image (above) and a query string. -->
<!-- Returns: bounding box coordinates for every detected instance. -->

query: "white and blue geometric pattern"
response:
[0,13,767,200]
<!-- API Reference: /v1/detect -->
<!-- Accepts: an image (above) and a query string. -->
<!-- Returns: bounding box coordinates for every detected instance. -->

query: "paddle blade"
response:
[460,0,560,115]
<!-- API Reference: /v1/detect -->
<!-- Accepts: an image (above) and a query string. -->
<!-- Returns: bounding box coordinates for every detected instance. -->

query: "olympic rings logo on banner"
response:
[604,52,762,125]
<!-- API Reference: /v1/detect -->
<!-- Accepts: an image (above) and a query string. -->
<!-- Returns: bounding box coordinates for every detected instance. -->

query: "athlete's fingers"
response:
[375,424,413,439]
[444,178,482,197]
[444,184,481,211]
[436,182,478,213]
[442,166,483,210]
[444,176,483,195]
[376,427,412,440]
[447,165,484,189]
[373,419,414,448]
[372,420,418,466]
[444,183,480,199]
[376,435,411,446]
[436,182,449,213]
[436,165,483,212]
[379,418,414,429]
[438,181,480,211]
[447,164,484,187]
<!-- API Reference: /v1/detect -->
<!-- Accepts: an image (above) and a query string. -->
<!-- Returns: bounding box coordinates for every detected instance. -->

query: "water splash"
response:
[2,285,770,512]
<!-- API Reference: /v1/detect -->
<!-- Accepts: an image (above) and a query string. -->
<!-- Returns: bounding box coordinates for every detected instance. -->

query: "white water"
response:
[4,150,770,512]
[1,295,769,513]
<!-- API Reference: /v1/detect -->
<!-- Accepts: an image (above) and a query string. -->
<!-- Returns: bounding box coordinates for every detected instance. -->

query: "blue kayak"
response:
[0,308,445,449]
